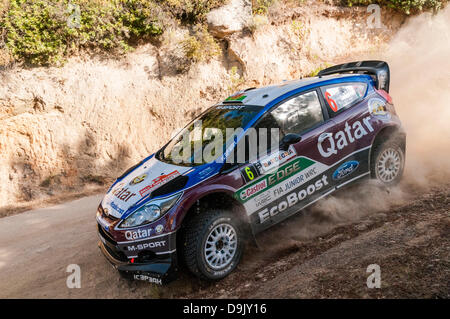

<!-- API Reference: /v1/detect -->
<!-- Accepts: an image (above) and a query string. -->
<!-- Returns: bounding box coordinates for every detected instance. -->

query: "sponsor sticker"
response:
[216,105,245,110]
[133,274,162,285]
[112,185,136,202]
[110,201,125,215]
[257,146,296,174]
[243,159,329,215]
[139,170,180,197]
[253,192,273,209]
[332,161,359,180]
[225,93,246,102]
[235,157,316,204]
[155,224,164,234]
[239,179,267,201]
[127,240,166,252]
[324,85,363,112]
[198,166,215,179]
[125,228,152,241]
[368,98,390,119]
[257,175,329,223]
[129,174,147,186]
[317,116,374,158]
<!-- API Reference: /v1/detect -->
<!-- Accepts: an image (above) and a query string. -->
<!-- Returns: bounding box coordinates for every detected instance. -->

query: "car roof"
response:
[222,74,370,107]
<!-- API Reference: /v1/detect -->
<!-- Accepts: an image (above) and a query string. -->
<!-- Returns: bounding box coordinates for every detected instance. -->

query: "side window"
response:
[321,83,367,116]
[254,112,281,148]
[270,90,324,136]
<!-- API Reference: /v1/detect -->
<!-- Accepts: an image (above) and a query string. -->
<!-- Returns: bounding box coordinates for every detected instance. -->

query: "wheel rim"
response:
[376,147,402,183]
[204,223,237,270]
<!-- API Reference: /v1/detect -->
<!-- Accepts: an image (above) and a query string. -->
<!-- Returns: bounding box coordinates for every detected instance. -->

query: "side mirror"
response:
[280,133,302,150]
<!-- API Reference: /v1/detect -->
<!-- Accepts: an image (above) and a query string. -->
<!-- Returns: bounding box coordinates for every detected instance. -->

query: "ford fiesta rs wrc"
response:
[96,61,406,284]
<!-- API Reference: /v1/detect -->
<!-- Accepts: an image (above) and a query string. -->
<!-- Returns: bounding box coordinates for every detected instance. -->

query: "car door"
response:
[317,82,374,188]
[236,89,346,233]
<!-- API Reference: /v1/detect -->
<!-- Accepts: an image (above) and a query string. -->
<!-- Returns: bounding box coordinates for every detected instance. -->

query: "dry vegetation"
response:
[0,0,226,66]
[0,0,447,67]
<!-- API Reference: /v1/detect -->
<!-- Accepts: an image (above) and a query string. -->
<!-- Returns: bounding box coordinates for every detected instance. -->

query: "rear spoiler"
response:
[318,60,390,93]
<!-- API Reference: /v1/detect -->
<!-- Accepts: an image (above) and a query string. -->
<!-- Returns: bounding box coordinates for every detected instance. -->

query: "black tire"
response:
[181,209,244,281]
[370,137,405,186]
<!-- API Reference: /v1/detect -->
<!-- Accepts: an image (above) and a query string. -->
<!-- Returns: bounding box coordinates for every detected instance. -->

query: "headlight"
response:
[119,192,182,228]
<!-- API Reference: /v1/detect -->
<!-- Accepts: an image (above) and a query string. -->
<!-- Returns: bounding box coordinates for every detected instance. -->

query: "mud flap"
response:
[98,241,178,285]
[117,257,178,285]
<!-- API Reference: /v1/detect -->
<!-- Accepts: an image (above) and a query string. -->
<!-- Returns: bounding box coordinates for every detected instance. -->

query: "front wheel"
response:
[181,209,244,281]
[371,138,405,186]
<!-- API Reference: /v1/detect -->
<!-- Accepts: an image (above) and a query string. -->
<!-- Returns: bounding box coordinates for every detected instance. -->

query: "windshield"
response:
[156,105,261,166]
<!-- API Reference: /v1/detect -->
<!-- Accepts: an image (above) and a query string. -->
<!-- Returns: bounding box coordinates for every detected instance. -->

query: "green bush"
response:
[344,0,447,14]
[182,24,220,63]
[0,0,228,66]
[0,0,165,66]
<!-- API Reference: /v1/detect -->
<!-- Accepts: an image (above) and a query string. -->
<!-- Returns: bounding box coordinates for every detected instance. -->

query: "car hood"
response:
[101,156,192,218]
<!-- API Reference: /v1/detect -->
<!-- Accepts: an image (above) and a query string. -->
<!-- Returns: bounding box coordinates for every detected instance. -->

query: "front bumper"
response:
[98,226,178,285]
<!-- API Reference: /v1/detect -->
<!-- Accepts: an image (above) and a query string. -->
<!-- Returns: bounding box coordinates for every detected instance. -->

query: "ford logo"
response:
[333,161,359,180]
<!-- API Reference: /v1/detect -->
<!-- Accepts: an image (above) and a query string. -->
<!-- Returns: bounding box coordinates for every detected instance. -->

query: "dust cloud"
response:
[387,5,450,187]
[317,6,450,224]
[258,7,450,248]
[311,6,450,225]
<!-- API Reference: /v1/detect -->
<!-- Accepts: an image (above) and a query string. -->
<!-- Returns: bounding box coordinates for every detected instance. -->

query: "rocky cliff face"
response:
[0,1,404,210]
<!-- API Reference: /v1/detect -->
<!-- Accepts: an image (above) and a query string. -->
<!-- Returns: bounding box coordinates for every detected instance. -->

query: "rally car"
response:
[97,60,406,284]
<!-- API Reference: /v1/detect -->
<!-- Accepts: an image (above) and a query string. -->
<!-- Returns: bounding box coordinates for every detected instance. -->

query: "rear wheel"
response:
[371,138,405,186]
[181,209,244,281]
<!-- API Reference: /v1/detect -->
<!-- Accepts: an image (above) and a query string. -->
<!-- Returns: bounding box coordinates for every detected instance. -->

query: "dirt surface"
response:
[1,182,448,299]
[0,185,107,219]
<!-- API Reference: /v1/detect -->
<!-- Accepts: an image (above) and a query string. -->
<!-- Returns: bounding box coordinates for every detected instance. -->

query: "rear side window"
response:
[321,83,367,116]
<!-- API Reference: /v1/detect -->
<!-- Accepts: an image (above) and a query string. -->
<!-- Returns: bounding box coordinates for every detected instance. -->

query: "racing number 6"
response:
[245,166,254,181]
[325,92,339,112]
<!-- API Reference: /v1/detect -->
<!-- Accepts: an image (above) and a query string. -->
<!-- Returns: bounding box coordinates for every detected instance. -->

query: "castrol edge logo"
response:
[239,179,267,201]
[235,157,316,204]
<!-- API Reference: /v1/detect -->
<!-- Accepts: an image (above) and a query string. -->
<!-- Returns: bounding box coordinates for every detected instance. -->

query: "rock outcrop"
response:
[207,0,252,38]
